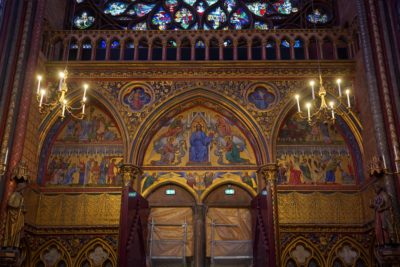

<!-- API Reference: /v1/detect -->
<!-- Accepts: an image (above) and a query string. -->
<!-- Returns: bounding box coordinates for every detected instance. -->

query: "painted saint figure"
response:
[189,124,213,163]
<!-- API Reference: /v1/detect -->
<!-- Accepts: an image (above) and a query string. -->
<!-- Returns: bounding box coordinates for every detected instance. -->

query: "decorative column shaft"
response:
[258,164,280,266]
[0,0,46,222]
[356,0,400,214]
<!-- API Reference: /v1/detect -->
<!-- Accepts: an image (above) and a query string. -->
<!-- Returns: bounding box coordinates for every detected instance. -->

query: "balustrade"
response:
[43,29,355,62]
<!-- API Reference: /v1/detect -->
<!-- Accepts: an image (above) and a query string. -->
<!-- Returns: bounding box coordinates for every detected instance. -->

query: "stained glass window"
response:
[70,0,334,30]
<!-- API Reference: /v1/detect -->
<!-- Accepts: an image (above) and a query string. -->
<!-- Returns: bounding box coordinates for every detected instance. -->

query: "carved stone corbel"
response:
[119,164,142,188]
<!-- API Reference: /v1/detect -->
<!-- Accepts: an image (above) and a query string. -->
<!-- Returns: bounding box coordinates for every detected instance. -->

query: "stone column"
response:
[304,40,310,60]
[290,40,295,60]
[258,164,280,266]
[119,164,142,191]
[176,40,181,61]
[247,41,252,60]
[356,0,400,214]
[105,39,111,60]
[133,40,139,61]
[76,40,82,60]
[276,40,281,60]
[219,44,223,61]
[261,40,266,60]
[162,40,167,61]
[194,203,205,267]
[191,42,196,61]
[205,40,210,60]
[233,40,238,60]
[90,40,96,61]
[0,0,47,234]
[120,39,125,60]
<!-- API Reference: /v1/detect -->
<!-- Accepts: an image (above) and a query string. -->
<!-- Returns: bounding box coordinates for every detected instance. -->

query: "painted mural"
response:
[141,171,257,194]
[276,114,356,185]
[143,108,256,167]
[45,107,124,186]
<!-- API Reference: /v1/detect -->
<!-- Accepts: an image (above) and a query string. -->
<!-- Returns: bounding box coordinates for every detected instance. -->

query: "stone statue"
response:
[2,179,27,248]
[371,184,398,246]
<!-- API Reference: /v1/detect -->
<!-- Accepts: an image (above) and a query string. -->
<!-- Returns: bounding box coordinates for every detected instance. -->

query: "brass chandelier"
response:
[36,69,88,120]
[294,74,352,125]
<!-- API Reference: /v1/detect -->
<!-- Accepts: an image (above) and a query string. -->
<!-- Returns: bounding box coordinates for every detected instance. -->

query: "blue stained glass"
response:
[70,43,79,49]
[223,39,232,47]
[168,40,177,47]
[230,8,250,29]
[175,8,195,29]
[196,40,205,47]
[111,40,120,48]
[73,12,95,29]
[273,0,293,15]
[294,39,301,48]
[165,0,178,11]
[281,40,290,47]
[104,2,128,16]
[152,7,172,30]
[183,0,197,6]
[133,3,156,17]
[98,40,107,49]
[73,0,327,30]
[82,43,92,49]
[266,41,275,48]
[132,22,147,30]
[246,2,268,17]
[224,0,236,12]
[195,1,207,15]
[206,0,218,6]
[307,9,329,24]
[254,21,268,30]
[206,7,227,29]
[126,42,134,48]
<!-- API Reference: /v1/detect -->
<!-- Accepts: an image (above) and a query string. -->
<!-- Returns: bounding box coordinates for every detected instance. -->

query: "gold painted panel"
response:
[278,191,372,225]
[34,193,121,226]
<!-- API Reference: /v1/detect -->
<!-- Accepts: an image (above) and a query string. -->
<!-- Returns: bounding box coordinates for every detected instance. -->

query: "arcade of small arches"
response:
[43,28,357,62]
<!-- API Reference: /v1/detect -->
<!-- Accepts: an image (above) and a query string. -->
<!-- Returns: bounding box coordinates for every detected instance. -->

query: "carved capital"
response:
[258,164,278,186]
[119,164,142,187]
[368,156,385,177]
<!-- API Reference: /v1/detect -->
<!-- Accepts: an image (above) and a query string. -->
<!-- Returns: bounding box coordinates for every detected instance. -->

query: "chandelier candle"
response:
[329,102,335,119]
[336,79,342,97]
[310,80,315,99]
[39,89,45,107]
[306,103,311,121]
[345,89,351,108]
[295,94,301,112]
[36,75,42,94]
[3,148,8,165]
[58,71,64,91]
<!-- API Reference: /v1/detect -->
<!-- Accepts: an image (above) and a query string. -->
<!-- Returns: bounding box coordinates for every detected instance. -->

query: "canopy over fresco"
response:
[276,113,359,186]
[42,106,124,186]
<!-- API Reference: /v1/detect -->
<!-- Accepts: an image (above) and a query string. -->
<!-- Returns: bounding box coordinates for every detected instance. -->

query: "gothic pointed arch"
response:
[31,240,72,267]
[132,88,268,196]
[281,237,325,267]
[326,236,371,266]
[271,89,364,187]
[37,89,128,186]
[75,238,117,267]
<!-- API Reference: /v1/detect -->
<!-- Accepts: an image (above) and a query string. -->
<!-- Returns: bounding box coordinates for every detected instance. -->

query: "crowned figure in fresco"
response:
[189,123,213,163]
